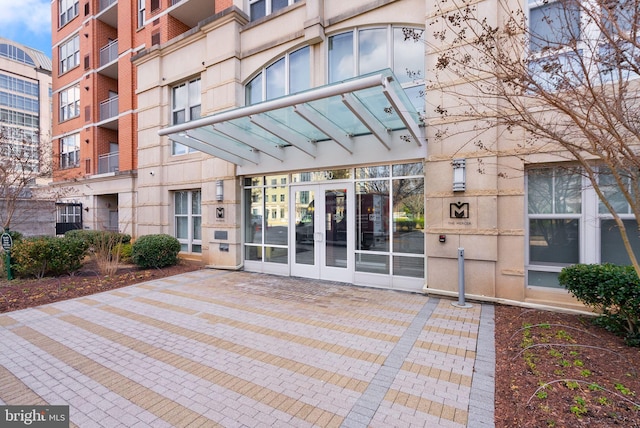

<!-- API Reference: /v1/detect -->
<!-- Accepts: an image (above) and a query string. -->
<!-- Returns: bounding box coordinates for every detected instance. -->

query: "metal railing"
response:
[100,39,118,67]
[99,96,119,121]
[98,151,119,174]
[99,0,117,12]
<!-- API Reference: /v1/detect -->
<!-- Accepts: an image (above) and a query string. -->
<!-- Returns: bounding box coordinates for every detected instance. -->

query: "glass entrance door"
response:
[291,184,352,281]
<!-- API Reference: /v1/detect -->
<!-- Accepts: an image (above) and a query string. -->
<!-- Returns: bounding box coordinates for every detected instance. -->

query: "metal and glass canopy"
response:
[158,69,425,173]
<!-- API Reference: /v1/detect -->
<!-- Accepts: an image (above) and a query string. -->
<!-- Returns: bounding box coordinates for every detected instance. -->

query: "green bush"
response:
[559,263,640,346]
[12,236,89,279]
[65,229,131,246]
[113,242,133,263]
[131,234,181,269]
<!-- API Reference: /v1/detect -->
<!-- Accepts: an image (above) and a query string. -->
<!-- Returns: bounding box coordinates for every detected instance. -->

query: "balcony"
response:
[97,0,118,27]
[98,151,119,174]
[167,0,214,28]
[98,39,118,79]
[99,96,119,130]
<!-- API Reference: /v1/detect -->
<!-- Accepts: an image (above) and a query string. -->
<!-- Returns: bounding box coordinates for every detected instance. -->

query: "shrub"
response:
[113,242,133,264]
[12,236,89,279]
[131,234,181,269]
[66,230,132,275]
[65,229,131,246]
[558,263,640,346]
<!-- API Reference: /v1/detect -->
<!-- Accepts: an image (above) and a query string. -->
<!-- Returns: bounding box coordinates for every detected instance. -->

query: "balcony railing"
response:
[100,39,118,67]
[100,96,119,121]
[99,0,117,12]
[98,151,119,174]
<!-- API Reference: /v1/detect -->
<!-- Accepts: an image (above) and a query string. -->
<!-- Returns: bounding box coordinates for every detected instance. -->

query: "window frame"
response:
[59,0,79,27]
[138,0,146,28]
[59,35,80,75]
[59,85,80,122]
[245,46,310,105]
[174,190,202,253]
[171,77,201,155]
[249,0,300,21]
[59,134,80,169]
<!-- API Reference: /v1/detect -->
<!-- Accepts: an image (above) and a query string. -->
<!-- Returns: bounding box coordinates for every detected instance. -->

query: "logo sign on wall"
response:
[450,202,470,219]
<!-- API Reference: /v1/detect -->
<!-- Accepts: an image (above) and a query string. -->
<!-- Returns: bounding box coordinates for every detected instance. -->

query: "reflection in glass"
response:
[528,168,581,214]
[356,180,389,251]
[393,28,425,84]
[393,178,425,254]
[393,256,424,278]
[244,188,263,244]
[289,47,310,94]
[601,219,640,265]
[392,162,423,177]
[295,190,315,265]
[245,73,263,105]
[356,253,389,274]
[528,270,562,288]
[356,165,389,179]
[265,247,288,264]
[329,32,354,83]
[266,58,285,100]
[265,177,288,245]
[599,170,631,214]
[325,189,347,268]
[359,28,387,74]
[529,219,579,264]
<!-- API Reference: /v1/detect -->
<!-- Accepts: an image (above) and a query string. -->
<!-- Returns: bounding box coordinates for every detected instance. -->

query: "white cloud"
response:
[0,0,51,36]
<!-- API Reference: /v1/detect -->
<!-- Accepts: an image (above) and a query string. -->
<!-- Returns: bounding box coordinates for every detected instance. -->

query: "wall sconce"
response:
[84,207,89,212]
[216,180,224,202]
[452,158,466,192]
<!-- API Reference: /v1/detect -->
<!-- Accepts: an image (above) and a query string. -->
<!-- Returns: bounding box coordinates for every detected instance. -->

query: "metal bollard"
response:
[452,247,472,308]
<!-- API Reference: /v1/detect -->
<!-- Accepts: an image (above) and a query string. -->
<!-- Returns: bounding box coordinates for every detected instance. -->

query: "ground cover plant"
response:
[495,305,640,427]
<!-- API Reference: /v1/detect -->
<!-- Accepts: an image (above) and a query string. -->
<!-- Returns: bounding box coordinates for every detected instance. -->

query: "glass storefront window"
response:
[392,178,425,254]
[393,256,424,278]
[356,180,389,251]
[356,165,389,179]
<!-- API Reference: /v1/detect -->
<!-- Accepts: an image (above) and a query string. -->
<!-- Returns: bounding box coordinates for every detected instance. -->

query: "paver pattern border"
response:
[0,269,494,427]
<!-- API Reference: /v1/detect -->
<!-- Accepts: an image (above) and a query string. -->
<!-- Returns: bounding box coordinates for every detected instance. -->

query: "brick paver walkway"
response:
[0,269,494,427]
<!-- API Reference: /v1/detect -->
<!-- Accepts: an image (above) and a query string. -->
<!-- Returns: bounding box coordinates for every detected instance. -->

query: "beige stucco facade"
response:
[127,0,593,310]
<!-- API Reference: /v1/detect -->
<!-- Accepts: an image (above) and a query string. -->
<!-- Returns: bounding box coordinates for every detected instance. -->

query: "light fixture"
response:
[85,139,89,144]
[216,180,224,201]
[452,158,466,192]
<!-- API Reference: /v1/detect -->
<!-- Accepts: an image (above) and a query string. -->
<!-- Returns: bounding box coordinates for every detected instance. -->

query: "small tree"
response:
[425,0,640,276]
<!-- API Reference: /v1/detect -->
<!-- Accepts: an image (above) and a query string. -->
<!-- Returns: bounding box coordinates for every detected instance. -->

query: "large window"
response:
[59,35,80,75]
[0,74,39,97]
[249,0,301,21]
[59,134,80,169]
[171,78,201,155]
[0,45,35,66]
[328,27,425,112]
[59,0,79,27]
[245,47,310,105]
[59,85,80,122]
[244,175,289,264]
[355,163,425,277]
[174,190,202,253]
[526,166,640,287]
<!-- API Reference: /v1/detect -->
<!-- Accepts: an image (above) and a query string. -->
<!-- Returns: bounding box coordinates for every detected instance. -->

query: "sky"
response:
[0,0,52,58]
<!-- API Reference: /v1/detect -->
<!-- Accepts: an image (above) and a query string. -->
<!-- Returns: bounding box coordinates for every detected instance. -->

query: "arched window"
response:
[0,44,35,66]
[245,46,310,105]
[328,26,425,112]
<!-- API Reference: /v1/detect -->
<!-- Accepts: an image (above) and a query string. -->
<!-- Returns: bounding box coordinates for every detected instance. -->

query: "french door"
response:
[290,184,353,282]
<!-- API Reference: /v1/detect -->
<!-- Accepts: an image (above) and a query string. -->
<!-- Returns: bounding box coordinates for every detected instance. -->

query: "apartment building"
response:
[0,38,54,236]
[51,0,638,310]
